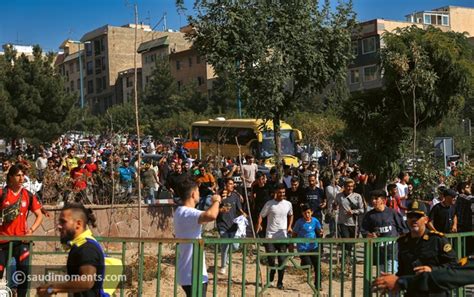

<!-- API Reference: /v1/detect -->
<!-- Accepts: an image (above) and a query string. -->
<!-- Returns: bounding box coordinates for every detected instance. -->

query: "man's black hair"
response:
[387,183,397,193]
[176,178,199,201]
[62,202,97,228]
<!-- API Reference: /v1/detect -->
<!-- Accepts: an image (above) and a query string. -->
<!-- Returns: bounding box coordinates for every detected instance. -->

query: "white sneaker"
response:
[219,267,227,275]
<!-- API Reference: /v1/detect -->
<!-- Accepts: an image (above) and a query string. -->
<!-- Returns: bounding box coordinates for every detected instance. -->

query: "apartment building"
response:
[169,47,216,95]
[57,24,183,113]
[348,5,474,93]
[116,68,142,104]
[56,40,84,100]
[137,33,191,91]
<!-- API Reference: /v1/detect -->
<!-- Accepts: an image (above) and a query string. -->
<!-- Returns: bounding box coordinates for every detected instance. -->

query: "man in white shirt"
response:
[396,172,410,218]
[173,179,222,297]
[241,155,258,191]
[257,184,293,290]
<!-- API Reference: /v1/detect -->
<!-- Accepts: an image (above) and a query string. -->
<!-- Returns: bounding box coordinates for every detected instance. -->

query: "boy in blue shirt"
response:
[292,203,323,291]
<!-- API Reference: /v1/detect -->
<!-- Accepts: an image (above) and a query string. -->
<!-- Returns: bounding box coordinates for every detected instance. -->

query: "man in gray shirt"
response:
[334,178,364,261]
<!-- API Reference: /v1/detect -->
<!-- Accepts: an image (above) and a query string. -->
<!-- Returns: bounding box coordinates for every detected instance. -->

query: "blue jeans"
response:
[219,230,238,268]
[144,187,155,204]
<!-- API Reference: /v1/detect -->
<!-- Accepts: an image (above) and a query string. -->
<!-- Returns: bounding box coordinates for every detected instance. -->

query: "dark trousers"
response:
[300,252,320,289]
[338,224,356,257]
[0,241,30,297]
[182,282,208,297]
[265,242,287,286]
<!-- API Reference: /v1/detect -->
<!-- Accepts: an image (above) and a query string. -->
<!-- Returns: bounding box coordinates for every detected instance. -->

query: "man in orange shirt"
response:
[0,163,43,296]
[195,164,217,210]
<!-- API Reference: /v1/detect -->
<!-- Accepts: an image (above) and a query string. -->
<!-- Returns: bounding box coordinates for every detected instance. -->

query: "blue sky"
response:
[1,0,473,52]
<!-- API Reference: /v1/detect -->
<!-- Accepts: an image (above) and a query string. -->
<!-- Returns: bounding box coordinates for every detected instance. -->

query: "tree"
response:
[0,45,76,144]
[142,56,182,117]
[178,0,356,172]
[345,26,474,183]
[289,112,345,153]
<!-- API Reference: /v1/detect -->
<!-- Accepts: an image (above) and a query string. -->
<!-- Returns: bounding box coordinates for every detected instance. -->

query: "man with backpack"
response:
[0,163,43,297]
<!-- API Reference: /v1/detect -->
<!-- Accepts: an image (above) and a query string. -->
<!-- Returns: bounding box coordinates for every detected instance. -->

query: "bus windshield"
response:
[261,130,296,157]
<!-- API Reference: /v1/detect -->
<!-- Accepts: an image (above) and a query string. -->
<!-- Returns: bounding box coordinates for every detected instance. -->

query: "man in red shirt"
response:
[0,163,43,296]
[387,183,405,215]
[70,160,89,203]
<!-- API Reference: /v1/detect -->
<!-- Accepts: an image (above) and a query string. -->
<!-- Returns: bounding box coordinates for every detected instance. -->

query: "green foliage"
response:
[288,112,345,151]
[0,45,76,144]
[181,0,356,168]
[345,27,474,183]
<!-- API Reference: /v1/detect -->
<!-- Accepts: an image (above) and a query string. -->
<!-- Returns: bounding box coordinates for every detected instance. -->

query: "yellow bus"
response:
[184,118,303,167]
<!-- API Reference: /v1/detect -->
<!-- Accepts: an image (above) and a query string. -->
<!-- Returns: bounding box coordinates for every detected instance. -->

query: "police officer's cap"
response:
[406,200,428,216]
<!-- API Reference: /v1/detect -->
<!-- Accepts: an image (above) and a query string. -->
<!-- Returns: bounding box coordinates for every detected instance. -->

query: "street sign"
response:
[434,137,454,157]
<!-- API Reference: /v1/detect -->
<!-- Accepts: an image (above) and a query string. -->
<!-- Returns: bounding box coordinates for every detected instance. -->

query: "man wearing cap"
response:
[361,190,408,273]
[383,200,457,296]
[428,189,457,234]
[118,158,137,199]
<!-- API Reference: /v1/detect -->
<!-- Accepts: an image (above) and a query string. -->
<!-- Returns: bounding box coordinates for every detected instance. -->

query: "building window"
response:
[196,56,201,64]
[85,43,92,57]
[70,81,74,91]
[352,41,358,57]
[177,80,182,91]
[176,60,181,70]
[94,40,101,56]
[126,76,132,88]
[362,37,376,54]
[77,79,81,90]
[442,15,449,26]
[102,76,107,90]
[189,57,193,67]
[363,65,378,81]
[69,63,74,74]
[76,61,80,72]
[86,62,93,75]
[423,13,449,26]
[95,58,102,74]
[101,57,106,70]
[350,69,360,84]
[87,80,93,94]
[65,71,69,80]
[197,76,204,86]
[96,78,102,93]
[145,76,150,83]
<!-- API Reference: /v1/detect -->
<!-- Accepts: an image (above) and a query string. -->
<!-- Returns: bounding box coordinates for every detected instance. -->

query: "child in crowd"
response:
[292,203,323,291]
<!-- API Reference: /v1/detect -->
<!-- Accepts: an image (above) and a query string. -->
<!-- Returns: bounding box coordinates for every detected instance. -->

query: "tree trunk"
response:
[273,113,282,182]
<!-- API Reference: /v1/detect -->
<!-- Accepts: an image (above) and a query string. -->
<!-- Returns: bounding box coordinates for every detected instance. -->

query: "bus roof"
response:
[192,118,293,130]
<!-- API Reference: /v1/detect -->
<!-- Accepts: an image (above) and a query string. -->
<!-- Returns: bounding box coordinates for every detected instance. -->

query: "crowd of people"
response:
[1,134,474,296]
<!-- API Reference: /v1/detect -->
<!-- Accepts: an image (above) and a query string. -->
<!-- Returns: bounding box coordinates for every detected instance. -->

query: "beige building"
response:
[56,40,84,102]
[137,34,191,91]
[57,24,184,113]
[348,5,474,93]
[169,47,216,95]
[116,68,142,104]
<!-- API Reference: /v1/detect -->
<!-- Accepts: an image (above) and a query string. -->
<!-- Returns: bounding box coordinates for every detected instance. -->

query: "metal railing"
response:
[1,232,473,297]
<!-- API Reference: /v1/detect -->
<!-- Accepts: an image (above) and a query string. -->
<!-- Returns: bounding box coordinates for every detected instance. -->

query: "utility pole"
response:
[133,3,143,239]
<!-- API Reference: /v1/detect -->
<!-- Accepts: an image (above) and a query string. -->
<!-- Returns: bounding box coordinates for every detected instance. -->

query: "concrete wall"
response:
[31,204,176,239]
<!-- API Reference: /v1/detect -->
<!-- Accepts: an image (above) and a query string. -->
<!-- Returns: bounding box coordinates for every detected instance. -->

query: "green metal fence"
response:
[1,232,473,296]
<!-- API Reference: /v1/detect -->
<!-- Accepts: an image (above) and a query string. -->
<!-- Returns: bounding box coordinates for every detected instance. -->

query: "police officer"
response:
[373,199,457,296]
[373,255,474,294]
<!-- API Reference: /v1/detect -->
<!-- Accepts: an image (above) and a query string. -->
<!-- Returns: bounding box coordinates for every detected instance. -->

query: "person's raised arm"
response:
[198,194,222,224]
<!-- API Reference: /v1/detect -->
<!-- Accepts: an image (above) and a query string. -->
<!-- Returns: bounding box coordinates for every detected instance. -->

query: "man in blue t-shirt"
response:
[303,174,326,223]
[118,158,136,197]
[293,203,323,291]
